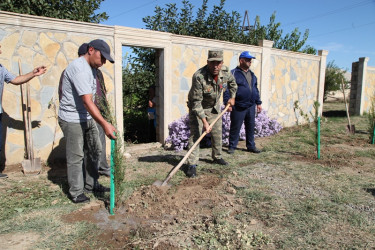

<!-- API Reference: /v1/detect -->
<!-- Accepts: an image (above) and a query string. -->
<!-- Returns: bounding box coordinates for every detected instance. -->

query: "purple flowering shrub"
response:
[165,114,190,151]
[165,107,282,151]
[222,108,283,146]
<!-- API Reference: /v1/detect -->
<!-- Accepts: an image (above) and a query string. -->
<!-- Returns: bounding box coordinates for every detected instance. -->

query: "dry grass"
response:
[0,101,374,249]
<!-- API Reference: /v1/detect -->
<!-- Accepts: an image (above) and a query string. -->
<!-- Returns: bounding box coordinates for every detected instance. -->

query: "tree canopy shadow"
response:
[322,110,347,117]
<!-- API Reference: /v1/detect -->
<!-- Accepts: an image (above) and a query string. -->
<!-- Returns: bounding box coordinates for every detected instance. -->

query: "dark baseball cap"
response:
[78,43,88,56]
[88,39,114,63]
[207,50,223,61]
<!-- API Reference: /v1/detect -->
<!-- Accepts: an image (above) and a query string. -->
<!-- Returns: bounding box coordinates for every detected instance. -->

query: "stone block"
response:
[182,61,197,79]
[21,30,38,47]
[56,52,68,71]
[54,33,67,42]
[0,32,19,59]
[40,33,60,63]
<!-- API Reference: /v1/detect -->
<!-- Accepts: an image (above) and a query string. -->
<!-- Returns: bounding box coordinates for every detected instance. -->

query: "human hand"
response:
[103,122,117,139]
[33,66,47,76]
[148,100,154,108]
[257,105,262,113]
[228,98,235,107]
[203,120,212,133]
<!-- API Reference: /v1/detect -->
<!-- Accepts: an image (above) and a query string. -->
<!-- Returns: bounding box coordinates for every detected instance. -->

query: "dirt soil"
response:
[3,130,374,248]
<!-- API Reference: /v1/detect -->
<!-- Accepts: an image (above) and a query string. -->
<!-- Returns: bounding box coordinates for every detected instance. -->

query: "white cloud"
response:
[317,42,345,52]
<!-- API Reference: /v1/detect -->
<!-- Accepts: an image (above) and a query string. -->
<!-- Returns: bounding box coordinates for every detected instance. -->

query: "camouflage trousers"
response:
[187,109,222,166]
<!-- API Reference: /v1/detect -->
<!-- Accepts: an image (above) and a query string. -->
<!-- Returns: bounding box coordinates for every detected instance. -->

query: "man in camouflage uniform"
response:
[185,50,237,178]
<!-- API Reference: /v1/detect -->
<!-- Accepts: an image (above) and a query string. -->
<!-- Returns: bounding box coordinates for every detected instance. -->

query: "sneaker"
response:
[186,165,197,178]
[99,169,111,177]
[71,193,90,204]
[213,158,228,166]
[247,148,261,153]
[0,173,8,179]
[84,183,110,193]
[93,183,110,193]
[227,148,235,154]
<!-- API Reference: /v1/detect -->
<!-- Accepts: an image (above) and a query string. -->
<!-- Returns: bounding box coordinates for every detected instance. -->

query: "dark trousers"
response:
[229,105,256,150]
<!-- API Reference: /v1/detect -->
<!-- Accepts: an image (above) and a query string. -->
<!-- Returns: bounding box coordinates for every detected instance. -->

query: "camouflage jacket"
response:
[188,65,237,120]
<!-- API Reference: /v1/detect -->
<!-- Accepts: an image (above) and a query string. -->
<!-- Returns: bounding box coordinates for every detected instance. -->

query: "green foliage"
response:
[0,0,108,23]
[293,100,321,156]
[122,49,156,143]
[98,96,125,205]
[142,1,315,53]
[324,61,348,100]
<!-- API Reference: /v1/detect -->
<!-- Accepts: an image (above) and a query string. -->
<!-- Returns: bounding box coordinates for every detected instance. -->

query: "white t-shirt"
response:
[58,57,97,123]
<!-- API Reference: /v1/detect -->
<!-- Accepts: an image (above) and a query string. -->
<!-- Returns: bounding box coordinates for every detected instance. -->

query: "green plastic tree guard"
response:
[110,138,115,215]
[317,117,321,159]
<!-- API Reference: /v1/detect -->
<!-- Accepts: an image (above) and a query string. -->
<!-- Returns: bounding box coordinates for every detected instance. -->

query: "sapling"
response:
[367,95,375,144]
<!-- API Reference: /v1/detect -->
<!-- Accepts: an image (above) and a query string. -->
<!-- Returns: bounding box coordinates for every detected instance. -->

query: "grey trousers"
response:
[96,121,110,173]
[187,110,222,166]
[58,118,102,198]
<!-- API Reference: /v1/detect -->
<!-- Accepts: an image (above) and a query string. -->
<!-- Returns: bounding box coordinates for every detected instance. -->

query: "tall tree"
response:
[0,0,108,23]
[142,0,316,53]
[324,61,348,101]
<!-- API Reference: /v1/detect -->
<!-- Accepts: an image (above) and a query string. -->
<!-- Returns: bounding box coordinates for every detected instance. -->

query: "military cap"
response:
[207,50,223,61]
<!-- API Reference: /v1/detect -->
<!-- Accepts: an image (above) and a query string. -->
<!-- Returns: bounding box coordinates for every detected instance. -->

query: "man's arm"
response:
[10,66,47,85]
[82,94,116,139]
[253,74,262,112]
[188,73,212,133]
[226,70,237,110]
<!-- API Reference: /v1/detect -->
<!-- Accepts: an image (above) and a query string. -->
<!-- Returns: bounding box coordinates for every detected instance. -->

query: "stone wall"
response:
[349,57,375,115]
[170,39,326,127]
[0,11,328,165]
[0,11,115,165]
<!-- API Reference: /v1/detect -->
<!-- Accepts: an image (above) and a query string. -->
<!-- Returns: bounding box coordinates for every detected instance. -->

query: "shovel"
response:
[341,79,355,134]
[153,103,231,187]
[19,61,41,174]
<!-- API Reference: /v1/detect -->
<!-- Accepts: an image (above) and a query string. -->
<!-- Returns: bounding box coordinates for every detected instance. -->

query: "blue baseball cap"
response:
[239,51,256,59]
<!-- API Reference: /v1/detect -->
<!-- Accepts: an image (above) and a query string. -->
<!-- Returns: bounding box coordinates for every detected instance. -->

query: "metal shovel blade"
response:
[346,125,356,135]
[152,180,171,188]
[22,158,41,175]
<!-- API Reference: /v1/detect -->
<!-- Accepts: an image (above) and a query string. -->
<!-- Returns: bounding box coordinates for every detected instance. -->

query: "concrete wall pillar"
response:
[350,57,369,115]
[318,50,329,116]
[358,57,369,115]
[258,39,274,110]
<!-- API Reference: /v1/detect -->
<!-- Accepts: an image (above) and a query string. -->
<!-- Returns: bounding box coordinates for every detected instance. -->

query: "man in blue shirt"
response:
[224,51,262,154]
[0,45,47,178]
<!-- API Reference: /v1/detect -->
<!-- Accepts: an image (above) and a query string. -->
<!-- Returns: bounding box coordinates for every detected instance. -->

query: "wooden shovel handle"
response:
[18,60,31,160]
[162,103,231,186]
[341,80,351,127]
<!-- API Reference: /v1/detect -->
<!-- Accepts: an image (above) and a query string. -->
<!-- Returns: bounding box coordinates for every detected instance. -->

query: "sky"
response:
[97,0,375,72]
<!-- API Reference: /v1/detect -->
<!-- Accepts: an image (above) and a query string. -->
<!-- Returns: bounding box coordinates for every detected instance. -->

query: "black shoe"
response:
[99,169,111,177]
[213,158,228,166]
[227,148,235,154]
[71,193,90,204]
[85,183,110,193]
[186,165,197,178]
[0,173,8,179]
[247,148,261,153]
